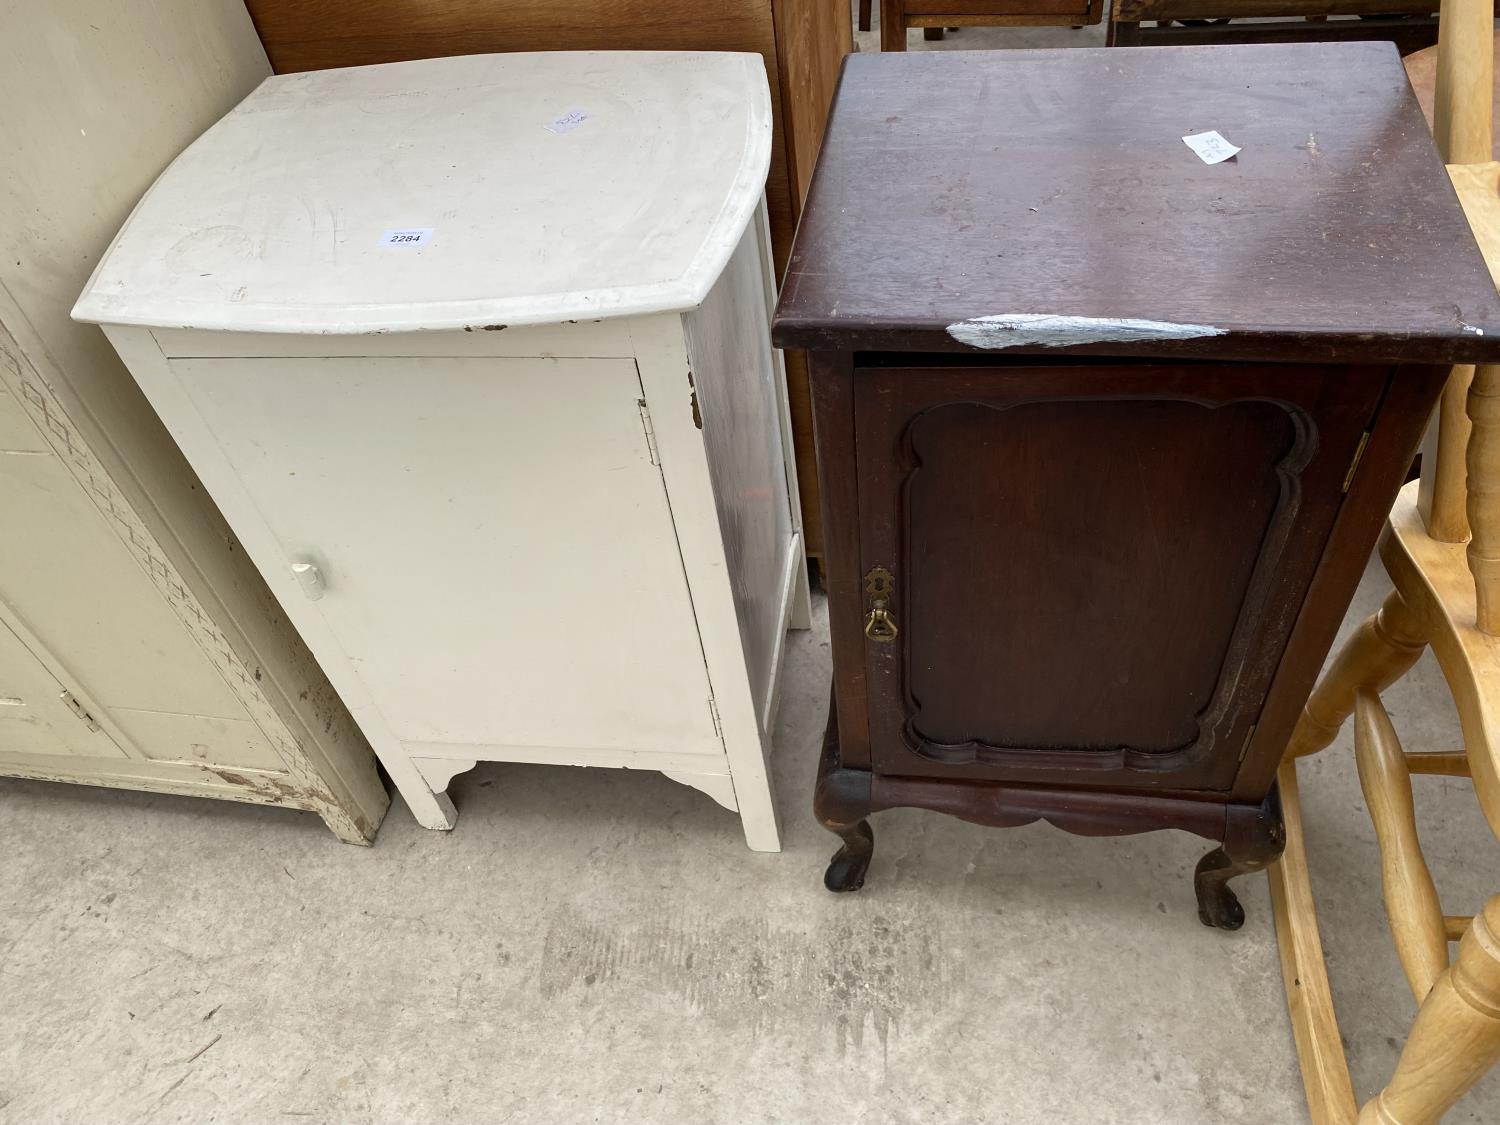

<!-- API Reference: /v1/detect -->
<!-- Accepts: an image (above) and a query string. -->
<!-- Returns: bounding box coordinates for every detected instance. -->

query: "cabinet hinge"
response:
[1342,431,1371,494]
[708,698,724,741]
[60,690,101,732]
[637,398,660,466]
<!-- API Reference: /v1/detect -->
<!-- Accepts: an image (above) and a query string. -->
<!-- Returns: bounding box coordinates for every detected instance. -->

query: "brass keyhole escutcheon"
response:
[863,566,899,642]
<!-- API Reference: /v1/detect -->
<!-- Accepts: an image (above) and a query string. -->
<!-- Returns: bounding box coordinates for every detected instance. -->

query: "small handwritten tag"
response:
[544,109,591,135]
[1182,130,1240,165]
[378,228,433,248]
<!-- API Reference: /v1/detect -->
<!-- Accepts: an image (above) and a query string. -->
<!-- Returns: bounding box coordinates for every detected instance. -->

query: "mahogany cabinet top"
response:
[773,42,1500,366]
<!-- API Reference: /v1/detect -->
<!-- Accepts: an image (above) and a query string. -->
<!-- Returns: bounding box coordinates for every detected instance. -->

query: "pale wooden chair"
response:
[1269,4,1500,1121]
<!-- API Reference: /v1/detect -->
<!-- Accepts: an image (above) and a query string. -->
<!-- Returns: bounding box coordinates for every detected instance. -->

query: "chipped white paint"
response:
[946,313,1228,350]
[1,1,389,841]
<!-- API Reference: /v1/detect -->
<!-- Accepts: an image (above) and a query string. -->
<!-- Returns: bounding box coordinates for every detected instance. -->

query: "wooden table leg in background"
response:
[881,0,908,49]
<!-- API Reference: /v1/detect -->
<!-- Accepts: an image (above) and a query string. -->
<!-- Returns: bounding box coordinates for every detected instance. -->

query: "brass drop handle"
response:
[864,607,899,641]
[863,566,899,642]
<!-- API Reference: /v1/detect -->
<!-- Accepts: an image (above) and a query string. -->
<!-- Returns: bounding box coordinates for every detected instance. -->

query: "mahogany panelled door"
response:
[773,42,1500,929]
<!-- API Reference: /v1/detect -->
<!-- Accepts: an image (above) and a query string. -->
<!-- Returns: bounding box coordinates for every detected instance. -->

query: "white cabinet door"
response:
[0,619,127,760]
[172,356,723,757]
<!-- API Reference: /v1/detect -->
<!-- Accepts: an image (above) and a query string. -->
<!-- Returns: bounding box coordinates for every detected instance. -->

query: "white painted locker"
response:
[76,51,811,850]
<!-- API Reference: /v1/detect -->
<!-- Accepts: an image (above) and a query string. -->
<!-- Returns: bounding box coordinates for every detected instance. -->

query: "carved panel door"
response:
[853,362,1385,791]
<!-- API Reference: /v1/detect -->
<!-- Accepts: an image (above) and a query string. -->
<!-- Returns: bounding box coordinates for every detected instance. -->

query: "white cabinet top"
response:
[73,52,772,334]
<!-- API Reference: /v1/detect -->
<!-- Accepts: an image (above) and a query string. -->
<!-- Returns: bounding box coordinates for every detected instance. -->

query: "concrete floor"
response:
[5,13,1499,1125]
[2,560,1497,1124]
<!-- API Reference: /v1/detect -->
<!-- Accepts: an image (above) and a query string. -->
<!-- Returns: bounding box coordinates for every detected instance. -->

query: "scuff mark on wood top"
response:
[947,313,1228,349]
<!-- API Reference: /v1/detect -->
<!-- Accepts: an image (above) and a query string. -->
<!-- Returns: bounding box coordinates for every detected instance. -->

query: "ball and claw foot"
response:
[823,820,875,893]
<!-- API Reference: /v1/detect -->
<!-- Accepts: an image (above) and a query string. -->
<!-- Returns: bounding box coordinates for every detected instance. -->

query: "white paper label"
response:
[544,109,591,135]
[1182,130,1240,165]
[378,228,433,248]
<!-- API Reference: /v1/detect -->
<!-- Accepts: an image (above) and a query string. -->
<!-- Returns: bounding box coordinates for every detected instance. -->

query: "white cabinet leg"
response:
[405,757,478,829]
[434,790,459,829]
[736,776,782,853]
[790,552,813,631]
[404,784,458,831]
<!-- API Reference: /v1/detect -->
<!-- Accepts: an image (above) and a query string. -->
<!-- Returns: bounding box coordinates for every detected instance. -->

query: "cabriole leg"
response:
[1196,785,1287,930]
[823,818,875,893]
[814,700,876,892]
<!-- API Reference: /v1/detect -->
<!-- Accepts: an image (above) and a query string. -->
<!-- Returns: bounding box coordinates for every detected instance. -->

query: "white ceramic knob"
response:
[290,560,325,601]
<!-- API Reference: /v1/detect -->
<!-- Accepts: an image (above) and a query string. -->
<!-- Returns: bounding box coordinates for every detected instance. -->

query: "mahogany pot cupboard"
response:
[240,0,852,561]
[75,52,811,852]
[774,42,1500,927]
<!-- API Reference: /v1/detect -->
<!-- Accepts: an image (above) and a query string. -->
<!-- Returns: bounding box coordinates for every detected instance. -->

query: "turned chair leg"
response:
[1468,364,1500,634]
[1196,787,1287,930]
[1284,589,1429,760]
[1353,692,1450,1002]
[1358,896,1500,1123]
